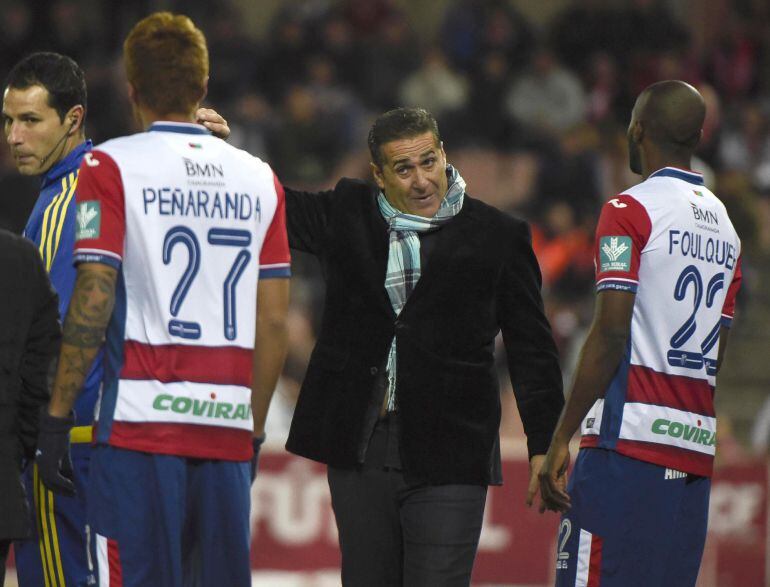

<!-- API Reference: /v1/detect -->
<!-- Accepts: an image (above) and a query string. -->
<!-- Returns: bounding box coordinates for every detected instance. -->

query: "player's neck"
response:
[137,107,196,128]
[642,151,693,180]
[41,131,87,175]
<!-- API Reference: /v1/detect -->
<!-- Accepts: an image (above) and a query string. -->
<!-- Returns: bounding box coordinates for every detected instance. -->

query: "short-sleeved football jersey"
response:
[73,122,290,461]
[580,167,741,476]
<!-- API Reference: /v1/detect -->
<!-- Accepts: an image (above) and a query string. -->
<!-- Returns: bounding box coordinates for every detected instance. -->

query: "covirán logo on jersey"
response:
[152,393,251,421]
[651,418,716,447]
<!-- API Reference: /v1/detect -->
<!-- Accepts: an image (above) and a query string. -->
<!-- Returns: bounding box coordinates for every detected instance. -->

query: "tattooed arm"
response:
[48,263,117,418]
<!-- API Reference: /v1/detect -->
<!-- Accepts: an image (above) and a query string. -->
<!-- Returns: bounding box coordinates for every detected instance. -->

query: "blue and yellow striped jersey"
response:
[24,140,101,429]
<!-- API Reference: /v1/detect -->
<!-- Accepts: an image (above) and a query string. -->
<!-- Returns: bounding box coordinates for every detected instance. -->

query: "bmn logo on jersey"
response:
[599,236,632,272]
[184,157,224,178]
[76,201,100,240]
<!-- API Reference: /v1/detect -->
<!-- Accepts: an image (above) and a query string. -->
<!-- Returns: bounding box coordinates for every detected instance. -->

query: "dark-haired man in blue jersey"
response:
[3,50,230,587]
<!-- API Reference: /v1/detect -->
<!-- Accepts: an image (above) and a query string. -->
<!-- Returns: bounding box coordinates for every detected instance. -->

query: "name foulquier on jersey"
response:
[668,230,737,269]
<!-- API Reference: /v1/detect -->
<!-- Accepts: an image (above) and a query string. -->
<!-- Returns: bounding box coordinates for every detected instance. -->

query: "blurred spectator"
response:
[268,85,341,185]
[505,47,587,138]
[206,4,260,105]
[533,123,603,221]
[227,92,276,160]
[260,14,310,102]
[44,1,98,65]
[549,0,622,76]
[359,13,420,109]
[466,50,516,148]
[398,47,469,140]
[718,102,770,192]
[341,0,397,37]
[305,55,367,149]
[441,0,533,74]
[0,3,38,75]
[530,201,594,296]
[584,52,630,125]
[704,15,760,100]
[313,13,364,92]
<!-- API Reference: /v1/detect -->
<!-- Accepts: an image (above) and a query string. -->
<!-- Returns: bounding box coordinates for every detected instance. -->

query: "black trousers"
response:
[328,417,487,586]
[0,540,9,587]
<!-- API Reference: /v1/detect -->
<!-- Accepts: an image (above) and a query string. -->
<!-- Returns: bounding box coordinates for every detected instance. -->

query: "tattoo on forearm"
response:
[50,267,117,413]
[62,269,116,348]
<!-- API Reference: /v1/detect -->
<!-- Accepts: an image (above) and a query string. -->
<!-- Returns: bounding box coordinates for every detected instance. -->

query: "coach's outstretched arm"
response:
[538,289,635,512]
[37,263,117,494]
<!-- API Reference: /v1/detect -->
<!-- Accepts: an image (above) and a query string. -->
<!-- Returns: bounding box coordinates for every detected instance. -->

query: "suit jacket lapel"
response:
[364,189,398,318]
[399,200,478,315]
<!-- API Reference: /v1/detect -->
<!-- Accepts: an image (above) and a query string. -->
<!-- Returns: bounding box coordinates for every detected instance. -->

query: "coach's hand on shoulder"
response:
[538,438,571,514]
[526,454,546,509]
[196,108,230,140]
[36,406,76,496]
[250,433,266,484]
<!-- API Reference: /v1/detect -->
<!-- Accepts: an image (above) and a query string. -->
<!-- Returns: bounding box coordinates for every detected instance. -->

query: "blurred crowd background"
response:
[2,0,770,462]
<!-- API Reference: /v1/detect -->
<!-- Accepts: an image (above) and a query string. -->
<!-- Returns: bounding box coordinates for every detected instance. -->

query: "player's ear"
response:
[65,105,85,134]
[126,83,138,106]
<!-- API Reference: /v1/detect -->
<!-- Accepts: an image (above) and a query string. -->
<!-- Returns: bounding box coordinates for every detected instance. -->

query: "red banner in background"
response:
[251,448,768,586]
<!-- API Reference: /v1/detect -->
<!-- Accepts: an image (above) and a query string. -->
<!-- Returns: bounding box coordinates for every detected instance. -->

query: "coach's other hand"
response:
[250,433,266,484]
[36,407,76,496]
[526,454,546,509]
[538,437,571,513]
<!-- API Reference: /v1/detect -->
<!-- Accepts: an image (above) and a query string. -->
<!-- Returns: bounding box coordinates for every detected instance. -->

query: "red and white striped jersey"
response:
[580,167,741,476]
[74,122,290,461]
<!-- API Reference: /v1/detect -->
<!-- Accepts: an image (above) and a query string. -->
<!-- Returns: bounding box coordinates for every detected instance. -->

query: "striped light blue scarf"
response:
[377,164,466,411]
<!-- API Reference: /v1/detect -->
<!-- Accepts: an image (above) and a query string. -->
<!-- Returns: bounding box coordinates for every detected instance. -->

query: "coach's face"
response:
[3,84,73,175]
[372,131,448,218]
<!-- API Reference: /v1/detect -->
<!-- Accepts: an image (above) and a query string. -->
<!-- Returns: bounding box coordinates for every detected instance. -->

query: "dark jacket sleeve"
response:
[284,186,336,255]
[497,221,564,458]
[16,243,61,459]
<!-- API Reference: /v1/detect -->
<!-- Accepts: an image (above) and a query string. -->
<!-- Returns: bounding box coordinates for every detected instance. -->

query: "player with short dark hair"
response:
[539,80,742,586]
[3,48,231,587]
[33,12,288,586]
[4,50,99,587]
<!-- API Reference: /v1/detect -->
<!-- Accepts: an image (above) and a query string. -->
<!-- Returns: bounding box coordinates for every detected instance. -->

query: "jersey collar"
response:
[41,139,93,189]
[148,121,211,135]
[649,167,704,186]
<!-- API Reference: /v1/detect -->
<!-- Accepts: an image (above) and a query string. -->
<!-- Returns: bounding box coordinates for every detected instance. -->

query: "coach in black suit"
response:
[283,108,564,586]
[0,230,60,585]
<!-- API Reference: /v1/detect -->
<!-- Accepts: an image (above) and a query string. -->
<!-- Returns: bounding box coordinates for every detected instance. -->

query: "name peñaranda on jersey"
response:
[581,168,741,477]
[73,122,291,461]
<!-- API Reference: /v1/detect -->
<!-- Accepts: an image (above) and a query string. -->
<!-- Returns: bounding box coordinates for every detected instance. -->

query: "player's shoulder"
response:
[86,133,148,168]
[94,132,147,153]
[215,141,273,174]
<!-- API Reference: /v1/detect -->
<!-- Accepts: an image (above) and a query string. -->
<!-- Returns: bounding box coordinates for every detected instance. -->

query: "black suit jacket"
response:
[0,230,60,540]
[284,179,563,485]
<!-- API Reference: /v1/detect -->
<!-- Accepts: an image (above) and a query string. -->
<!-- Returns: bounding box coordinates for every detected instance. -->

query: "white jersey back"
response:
[74,122,290,460]
[581,167,741,476]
